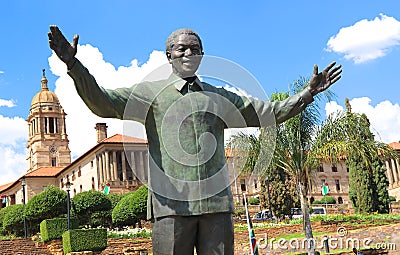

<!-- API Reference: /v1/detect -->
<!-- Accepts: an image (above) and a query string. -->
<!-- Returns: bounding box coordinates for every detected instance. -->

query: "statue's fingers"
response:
[323,61,336,72]
[328,64,342,76]
[330,75,341,84]
[330,69,343,80]
[72,34,79,48]
[313,64,318,76]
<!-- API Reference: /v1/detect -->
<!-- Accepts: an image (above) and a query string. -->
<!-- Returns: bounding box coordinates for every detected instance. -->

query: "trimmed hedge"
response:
[2,204,25,236]
[0,205,18,235]
[40,217,78,242]
[62,228,107,253]
[248,197,260,205]
[312,196,336,204]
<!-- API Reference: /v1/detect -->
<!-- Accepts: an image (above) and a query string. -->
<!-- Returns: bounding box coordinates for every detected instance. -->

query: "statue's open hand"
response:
[309,62,342,96]
[48,25,79,67]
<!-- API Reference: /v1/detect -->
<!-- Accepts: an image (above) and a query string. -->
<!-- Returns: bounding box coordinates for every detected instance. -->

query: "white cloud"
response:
[0,115,26,146]
[0,145,27,185]
[325,97,400,143]
[221,84,254,98]
[0,115,27,185]
[0,70,4,74]
[49,45,169,159]
[327,14,400,63]
[0,99,16,108]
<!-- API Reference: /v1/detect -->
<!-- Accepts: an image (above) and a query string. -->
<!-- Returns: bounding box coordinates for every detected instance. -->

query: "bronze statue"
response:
[48,25,341,255]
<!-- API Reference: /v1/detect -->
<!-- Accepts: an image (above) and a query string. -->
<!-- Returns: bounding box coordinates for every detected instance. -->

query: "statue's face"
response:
[167,34,203,78]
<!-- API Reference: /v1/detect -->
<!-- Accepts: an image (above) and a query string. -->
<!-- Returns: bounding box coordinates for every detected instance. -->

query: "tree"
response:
[311,100,396,214]
[112,185,148,228]
[90,193,125,227]
[72,190,111,226]
[2,204,25,236]
[270,77,331,255]
[24,186,67,222]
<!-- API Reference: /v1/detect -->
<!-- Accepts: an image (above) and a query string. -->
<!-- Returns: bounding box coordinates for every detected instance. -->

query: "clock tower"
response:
[26,70,71,172]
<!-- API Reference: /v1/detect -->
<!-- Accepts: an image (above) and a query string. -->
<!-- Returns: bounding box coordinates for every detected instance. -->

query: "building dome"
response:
[31,71,60,106]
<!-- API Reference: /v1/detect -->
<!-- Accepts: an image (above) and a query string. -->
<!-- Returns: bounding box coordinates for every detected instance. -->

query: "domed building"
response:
[0,71,148,208]
[27,70,71,171]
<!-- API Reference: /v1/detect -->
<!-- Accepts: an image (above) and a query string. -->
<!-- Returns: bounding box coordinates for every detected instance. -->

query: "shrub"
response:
[40,217,78,242]
[107,193,125,209]
[2,204,24,236]
[24,186,67,222]
[112,185,148,227]
[0,206,18,235]
[90,210,112,228]
[73,190,111,226]
[312,196,336,204]
[89,193,125,227]
[62,228,107,253]
[248,197,260,205]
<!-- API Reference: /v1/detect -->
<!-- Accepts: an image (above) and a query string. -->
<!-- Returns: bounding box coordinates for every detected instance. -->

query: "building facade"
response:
[0,74,147,208]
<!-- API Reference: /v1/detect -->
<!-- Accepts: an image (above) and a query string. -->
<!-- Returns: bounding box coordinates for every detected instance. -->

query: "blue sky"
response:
[1,1,400,185]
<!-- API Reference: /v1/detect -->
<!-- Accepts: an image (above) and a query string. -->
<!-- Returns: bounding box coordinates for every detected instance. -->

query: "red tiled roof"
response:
[24,166,65,177]
[102,134,147,144]
[389,142,400,150]
[0,182,14,192]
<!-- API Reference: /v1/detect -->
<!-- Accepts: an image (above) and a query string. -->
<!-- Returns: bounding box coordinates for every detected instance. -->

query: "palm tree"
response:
[228,76,331,255]
[270,77,332,255]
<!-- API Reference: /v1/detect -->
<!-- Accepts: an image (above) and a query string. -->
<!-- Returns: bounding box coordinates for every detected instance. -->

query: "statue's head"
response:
[166,28,204,78]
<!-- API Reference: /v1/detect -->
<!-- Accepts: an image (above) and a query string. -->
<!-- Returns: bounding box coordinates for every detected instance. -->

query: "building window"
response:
[254,179,258,189]
[49,117,55,134]
[338,197,343,204]
[80,185,83,192]
[92,177,95,190]
[51,158,57,166]
[90,161,94,168]
[331,164,338,172]
[72,171,76,181]
[240,179,246,191]
[73,189,77,196]
[318,164,324,172]
[335,179,341,191]
[78,167,81,177]
[321,179,326,185]
[346,167,349,173]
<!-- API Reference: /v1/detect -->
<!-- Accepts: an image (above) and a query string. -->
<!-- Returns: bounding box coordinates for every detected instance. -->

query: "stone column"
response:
[121,152,127,182]
[113,151,118,181]
[396,159,400,187]
[391,159,399,186]
[105,151,110,181]
[97,155,103,185]
[128,151,135,181]
[386,160,394,188]
[101,152,107,182]
[139,151,145,181]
